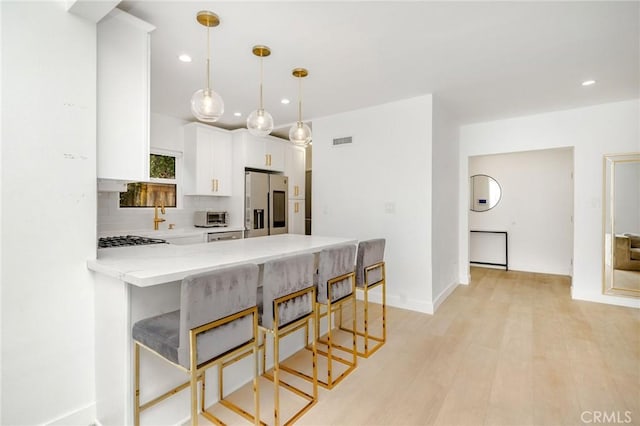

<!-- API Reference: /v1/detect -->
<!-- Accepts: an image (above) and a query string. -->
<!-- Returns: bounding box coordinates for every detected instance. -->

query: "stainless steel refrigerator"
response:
[244,171,288,238]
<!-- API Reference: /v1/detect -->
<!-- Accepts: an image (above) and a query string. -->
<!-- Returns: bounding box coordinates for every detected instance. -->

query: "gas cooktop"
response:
[98,235,168,249]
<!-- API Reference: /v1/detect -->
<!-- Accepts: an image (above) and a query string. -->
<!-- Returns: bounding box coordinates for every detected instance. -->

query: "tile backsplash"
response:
[97,192,234,234]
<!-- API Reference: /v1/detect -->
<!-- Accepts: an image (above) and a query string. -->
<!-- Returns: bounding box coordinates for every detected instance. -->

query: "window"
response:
[120,152,179,208]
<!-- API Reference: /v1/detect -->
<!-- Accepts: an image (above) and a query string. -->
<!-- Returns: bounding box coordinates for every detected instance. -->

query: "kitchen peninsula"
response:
[88,234,356,426]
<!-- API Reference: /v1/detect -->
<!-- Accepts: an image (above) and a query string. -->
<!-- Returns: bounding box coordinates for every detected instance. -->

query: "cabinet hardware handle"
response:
[212,179,215,192]
[215,179,219,192]
[295,202,299,213]
[265,154,268,166]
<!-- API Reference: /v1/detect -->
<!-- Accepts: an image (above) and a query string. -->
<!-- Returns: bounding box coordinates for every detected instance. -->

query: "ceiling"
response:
[119,1,639,134]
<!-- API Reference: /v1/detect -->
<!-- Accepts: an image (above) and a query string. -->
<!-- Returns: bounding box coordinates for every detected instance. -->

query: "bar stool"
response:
[132,264,260,426]
[259,253,318,426]
[340,238,386,357]
[308,244,358,389]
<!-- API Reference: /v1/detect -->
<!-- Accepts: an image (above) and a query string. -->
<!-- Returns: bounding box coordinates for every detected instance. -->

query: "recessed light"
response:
[281,98,290,105]
[178,54,192,63]
[582,80,596,86]
[233,112,242,117]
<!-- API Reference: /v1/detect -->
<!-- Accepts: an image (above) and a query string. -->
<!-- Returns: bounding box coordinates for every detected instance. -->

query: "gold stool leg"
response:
[326,299,333,387]
[273,330,280,426]
[261,329,267,375]
[352,291,357,367]
[189,333,199,426]
[134,342,141,426]
[363,286,369,354]
[254,313,261,426]
[312,306,319,401]
[382,278,387,343]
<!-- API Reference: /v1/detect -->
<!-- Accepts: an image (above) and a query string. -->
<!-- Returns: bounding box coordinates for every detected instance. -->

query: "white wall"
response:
[431,97,460,308]
[312,95,434,313]
[469,148,574,275]
[0,3,4,421]
[459,99,640,308]
[1,1,98,424]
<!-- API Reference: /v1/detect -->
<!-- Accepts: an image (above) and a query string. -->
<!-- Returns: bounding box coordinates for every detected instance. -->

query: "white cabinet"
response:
[234,130,285,172]
[97,9,154,181]
[285,145,306,200]
[183,123,233,196]
[288,199,305,235]
[284,145,306,234]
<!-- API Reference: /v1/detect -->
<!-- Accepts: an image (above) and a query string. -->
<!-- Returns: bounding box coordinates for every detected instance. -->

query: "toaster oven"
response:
[194,211,228,228]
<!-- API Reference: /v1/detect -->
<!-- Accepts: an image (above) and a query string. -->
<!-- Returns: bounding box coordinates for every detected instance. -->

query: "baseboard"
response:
[571,287,640,309]
[44,402,96,426]
[357,291,433,315]
[432,281,459,313]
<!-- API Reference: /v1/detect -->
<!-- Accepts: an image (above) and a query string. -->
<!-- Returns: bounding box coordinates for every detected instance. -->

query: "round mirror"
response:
[470,174,502,212]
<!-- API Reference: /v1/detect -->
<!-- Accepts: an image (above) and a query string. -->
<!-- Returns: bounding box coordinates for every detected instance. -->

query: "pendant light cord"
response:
[298,75,303,124]
[259,56,264,110]
[206,26,211,90]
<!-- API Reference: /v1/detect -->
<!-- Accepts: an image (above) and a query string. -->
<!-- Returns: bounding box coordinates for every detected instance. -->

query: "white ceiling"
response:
[119,1,639,133]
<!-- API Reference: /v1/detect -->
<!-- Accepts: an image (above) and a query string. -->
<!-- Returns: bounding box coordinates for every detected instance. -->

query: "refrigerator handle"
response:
[253,209,264,229]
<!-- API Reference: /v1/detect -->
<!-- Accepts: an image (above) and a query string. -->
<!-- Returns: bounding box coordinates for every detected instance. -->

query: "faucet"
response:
[154,199,166,230]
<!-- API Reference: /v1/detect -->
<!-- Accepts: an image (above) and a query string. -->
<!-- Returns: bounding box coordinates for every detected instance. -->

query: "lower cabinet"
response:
[288,199,305,234]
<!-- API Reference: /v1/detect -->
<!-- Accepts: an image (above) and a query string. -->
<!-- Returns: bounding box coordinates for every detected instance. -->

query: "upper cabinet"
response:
[97,9,154,181]
[233,130,285,172]
[183,123,233,196]
[285,145,306,200]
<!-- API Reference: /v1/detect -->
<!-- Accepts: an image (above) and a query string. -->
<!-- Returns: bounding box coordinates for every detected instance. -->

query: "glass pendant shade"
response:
[247,108,274,137]
[191,88,224,123]
[289,121,312,146]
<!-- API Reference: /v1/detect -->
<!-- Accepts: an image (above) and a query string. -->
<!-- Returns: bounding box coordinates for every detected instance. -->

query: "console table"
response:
[470,230,508,270]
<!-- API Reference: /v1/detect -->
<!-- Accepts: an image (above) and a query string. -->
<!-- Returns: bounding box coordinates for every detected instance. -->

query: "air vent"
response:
[333,136,353,146]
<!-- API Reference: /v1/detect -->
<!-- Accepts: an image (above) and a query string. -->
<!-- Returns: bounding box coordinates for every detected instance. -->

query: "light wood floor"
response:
[206,267,640,425]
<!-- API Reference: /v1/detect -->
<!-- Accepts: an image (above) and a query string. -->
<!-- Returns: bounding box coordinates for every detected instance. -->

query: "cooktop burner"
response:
[98,235,168,249]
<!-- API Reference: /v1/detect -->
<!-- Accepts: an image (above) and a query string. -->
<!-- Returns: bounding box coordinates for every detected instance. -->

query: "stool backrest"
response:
[178,264,258,367]
[356,239,386,287]
[262,253,315,329]
[317,244,356,304]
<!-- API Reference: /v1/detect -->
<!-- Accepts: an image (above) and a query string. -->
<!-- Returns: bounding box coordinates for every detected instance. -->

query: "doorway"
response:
[468,148,574,276]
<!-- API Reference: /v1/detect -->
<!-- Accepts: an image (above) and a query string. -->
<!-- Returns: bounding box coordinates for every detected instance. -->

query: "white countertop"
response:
[88,234,357,287]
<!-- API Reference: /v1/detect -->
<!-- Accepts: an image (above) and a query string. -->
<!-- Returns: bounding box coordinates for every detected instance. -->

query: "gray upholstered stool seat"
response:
[257,252,318,425]
[133,310,180,365]
[340,238,387,358]
[133,263,261,426]
[307,244,358,389]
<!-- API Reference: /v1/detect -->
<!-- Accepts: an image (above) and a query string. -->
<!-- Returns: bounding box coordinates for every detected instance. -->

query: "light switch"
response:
[384,202,395,214]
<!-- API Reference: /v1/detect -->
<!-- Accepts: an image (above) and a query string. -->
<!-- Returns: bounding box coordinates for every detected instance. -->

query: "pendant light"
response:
[289,68,312,146]
[246,45,274,136]
[190,11,224,122]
